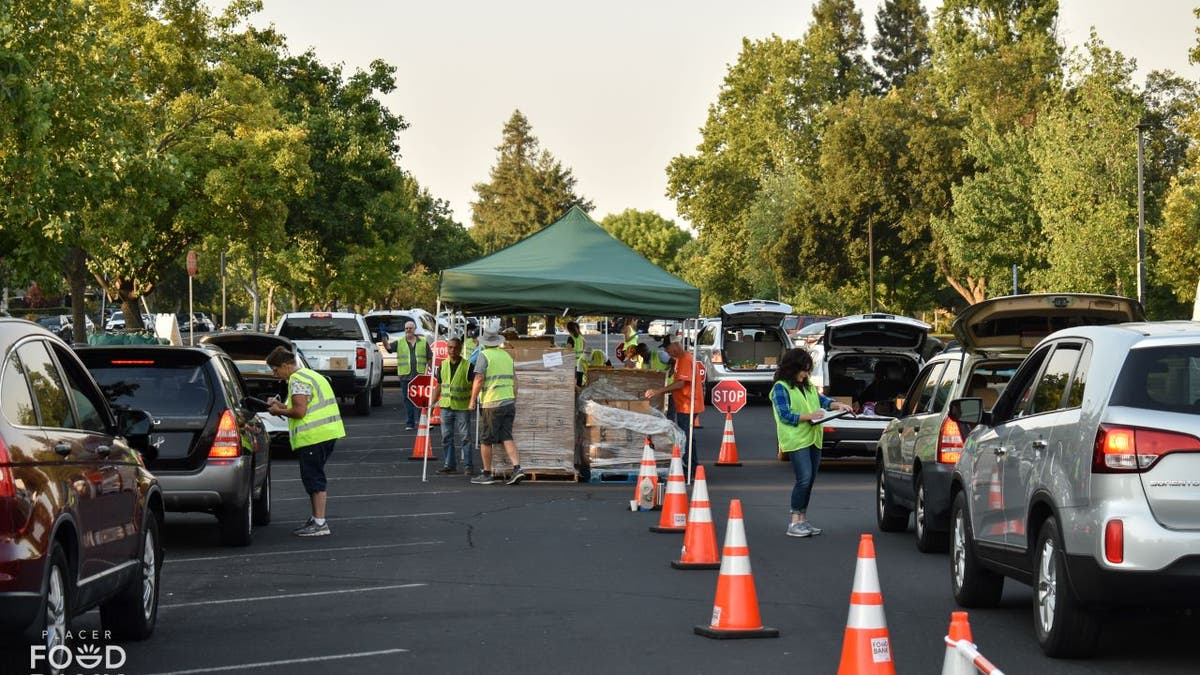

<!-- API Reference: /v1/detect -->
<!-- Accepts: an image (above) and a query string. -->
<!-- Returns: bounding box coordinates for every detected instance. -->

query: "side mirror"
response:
[948,397,983,425]
[117,409,154,457]
[242,396,271,414]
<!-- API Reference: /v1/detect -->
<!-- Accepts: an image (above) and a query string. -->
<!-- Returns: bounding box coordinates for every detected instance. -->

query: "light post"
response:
[1136,120,1150,307]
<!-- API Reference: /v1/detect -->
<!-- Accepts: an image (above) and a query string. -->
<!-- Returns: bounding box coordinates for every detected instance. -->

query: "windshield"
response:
[1110,346,1200,414]
[89,364,213,416]
[364,315,415,334]
[279,318,363,340]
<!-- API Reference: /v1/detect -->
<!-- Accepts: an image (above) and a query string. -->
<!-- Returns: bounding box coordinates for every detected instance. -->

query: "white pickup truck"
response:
[274,311,384,415]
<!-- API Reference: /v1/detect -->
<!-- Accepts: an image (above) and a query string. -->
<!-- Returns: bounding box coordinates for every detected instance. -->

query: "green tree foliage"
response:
[471,110,593,254]
[599,210,692,275]
[871,0,932,92]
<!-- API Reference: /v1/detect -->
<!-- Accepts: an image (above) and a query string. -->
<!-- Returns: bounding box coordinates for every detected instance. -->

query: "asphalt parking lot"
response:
[49,388,1200,674]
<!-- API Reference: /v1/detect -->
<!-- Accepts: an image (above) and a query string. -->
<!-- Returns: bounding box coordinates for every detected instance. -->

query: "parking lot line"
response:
[283,511,454,523]
[142,648,410,674]
[274,490,462,502]
[165,541,444,564]
[273,475,421,482]
[160,583,426,609]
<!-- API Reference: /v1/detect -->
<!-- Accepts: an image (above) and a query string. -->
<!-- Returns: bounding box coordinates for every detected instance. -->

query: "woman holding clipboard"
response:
[771,348,855,538]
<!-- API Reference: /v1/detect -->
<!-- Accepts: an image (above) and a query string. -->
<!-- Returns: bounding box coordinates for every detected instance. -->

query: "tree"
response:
[470,110,593,254]
[871,0,932,92]
[599,210,692,275]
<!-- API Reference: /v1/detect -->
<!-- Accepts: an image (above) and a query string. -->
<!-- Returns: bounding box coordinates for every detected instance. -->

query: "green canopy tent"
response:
[438,206,699,318]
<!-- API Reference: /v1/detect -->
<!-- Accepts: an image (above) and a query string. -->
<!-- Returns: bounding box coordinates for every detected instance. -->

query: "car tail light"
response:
[711,350,724,365]
[1092,424,1200,473]
[937,417,964,464]
[0,436,15,534]
[356,347,367,369]
[309,312,332,318]
[208,410,241,459]
[1104,519,1124,564]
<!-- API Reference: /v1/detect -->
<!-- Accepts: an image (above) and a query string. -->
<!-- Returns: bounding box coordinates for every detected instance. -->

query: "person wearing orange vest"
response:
[643,340,705,471]
[387,320,431,430]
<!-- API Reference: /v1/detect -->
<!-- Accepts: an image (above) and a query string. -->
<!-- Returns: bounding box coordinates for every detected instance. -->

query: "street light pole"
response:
[1136,120,1149,307]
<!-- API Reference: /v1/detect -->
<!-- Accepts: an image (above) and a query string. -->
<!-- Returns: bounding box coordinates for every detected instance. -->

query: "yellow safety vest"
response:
[481,347,515,405]
[773,381,822,452]
[568,334,586,372]
[438,358,472,410]
[288,367,346,450]
[397,337,428,376]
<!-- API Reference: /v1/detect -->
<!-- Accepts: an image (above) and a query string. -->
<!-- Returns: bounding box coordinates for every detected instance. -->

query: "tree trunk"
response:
[117,277,146,331]
[65,247,88,345]
[544,314,555,336]
[266,285,276,330]
[250,262,260,329]
[514,316,529,335]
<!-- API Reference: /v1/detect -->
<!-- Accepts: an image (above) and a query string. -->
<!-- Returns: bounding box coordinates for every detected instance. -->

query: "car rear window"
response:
[1110,346,1200,414]
[88,363,213,416]
[279,318,363,340]
[365,315,415,334]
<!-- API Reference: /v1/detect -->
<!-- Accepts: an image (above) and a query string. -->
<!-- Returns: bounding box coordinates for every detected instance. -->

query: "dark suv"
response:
[0,319,162,656]
[77,345,272,546]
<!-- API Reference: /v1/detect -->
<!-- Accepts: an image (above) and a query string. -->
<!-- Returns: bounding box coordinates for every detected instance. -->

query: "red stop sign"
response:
[407,374,434,408]
[710,380,747,414]
[186,250,197,277]
[431,340,448,373]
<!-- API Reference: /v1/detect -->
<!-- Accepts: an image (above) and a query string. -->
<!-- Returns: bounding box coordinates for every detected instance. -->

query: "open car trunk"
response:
[823,353,920,418]
[721,327,788,372]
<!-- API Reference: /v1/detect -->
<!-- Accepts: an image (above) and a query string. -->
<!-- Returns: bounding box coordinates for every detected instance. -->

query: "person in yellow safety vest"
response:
[432,337,476,475]
[468,319,526,485]
[565,321,586,387]
[621,320,640,368]
[386,320,431,430]
[266,346,346,537]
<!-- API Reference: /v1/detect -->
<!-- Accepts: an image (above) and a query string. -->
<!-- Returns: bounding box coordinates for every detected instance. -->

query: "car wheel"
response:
[354,389,371,416]
[218,474,254,547]
[25,542,73,658]
[1034,517,1101,658]
[252,464,272,526]
[100,513,161,640]
[876,462,909,532]
[371,379,383,407]
[950,491,1004,607]
[915,476,949,553]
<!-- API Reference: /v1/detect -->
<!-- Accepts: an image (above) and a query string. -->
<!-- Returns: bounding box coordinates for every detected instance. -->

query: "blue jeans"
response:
[440,407,473,471]
[788,445,821,513]
[673,411,700,471]
[398,375,418,426]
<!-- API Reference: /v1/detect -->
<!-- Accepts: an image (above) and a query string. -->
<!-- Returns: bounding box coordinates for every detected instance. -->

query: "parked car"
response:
[198,332,314,453]
[876,294,1144,552]
[813,313,930,459]
[946,319,1200,657]
[36,314,95,343]
[648,319,681,337]
[795,320,830,350]
[696,300,792,399]
[783,314,833,345]
[365,309,435,379]
[277,311,383,414]
[76,344,272,546]
[0,318,162,653]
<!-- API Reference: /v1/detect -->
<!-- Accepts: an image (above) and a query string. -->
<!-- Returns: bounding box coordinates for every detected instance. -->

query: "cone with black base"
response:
[650,446,688,533]
[694,499,779,639]
[671,465,720,569]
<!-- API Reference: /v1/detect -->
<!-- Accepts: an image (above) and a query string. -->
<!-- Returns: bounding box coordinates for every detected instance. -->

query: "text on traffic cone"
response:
[837,534,895,675]
[650,446,688,533]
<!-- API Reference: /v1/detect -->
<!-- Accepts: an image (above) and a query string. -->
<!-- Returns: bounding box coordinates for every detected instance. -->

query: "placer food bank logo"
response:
[30,630,127,675]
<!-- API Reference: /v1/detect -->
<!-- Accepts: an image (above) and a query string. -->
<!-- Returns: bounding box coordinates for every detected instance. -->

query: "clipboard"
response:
[808,409,853,425]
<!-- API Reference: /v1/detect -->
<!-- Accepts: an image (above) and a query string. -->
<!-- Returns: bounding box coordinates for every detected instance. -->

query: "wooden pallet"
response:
[522,470,579,483]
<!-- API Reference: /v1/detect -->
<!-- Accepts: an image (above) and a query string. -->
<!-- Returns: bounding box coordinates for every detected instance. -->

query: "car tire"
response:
[371,379,383,407]
[100,513,161,640]
[218,474,254,547]
[252,465,272,526]
[915,476,949,553]
[354,389,371,416]
[23,541,73,658]
[876,462,909,532]
[1034,517,1101,658]
[950,491,1004,607]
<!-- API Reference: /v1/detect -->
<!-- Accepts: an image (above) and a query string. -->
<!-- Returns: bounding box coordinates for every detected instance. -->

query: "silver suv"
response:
[877,294,1142,552]
[696,300,791,398]
[948,320,1200,658]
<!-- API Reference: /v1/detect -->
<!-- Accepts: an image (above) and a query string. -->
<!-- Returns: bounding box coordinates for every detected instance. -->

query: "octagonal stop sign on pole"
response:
[427,340,448,426]
[710,380,748,415]
[407,374,434,409]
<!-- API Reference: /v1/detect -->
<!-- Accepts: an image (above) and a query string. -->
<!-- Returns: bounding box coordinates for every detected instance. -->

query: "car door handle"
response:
[54,443,71,457]
[1032,439,1048,450]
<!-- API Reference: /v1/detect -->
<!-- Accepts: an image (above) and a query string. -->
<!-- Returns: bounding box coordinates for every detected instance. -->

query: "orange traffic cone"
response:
[671,465,720,569]
[407,409,437,461]
[983,464,1024,537]
[650,446,688,533]
[837,534,896,675]
[694,499,779,639]
[631,438,660,512]
[693,413,703,429]
[941,612,974,675]
[714,412,742,466]
[429,403,441,427]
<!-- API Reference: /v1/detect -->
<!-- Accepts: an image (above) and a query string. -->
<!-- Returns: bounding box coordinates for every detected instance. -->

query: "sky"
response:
[212,1,1200,231]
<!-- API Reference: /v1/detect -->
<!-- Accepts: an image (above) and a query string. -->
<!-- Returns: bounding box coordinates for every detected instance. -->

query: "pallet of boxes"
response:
[579,367,681,483]
[487,337,579,481]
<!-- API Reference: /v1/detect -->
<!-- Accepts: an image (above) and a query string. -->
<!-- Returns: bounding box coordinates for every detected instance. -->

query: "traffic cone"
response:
[631,438,660,512]
[714,412,742,466]
[693,413,703,429]
[650,446,688,533]
[407,409,437,461]
[837,534,896,675]
[429,403,441,427]
[671,465,720,569]
[941,612,974,675]
[694,499,779,639]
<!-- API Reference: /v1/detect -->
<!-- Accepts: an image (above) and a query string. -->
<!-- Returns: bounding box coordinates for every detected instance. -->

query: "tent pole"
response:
[686,315,698,486]
[422,297,442,483]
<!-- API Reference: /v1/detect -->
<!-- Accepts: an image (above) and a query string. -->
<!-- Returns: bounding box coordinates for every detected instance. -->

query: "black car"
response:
[76,345,272,546]
[0,319,162,660]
